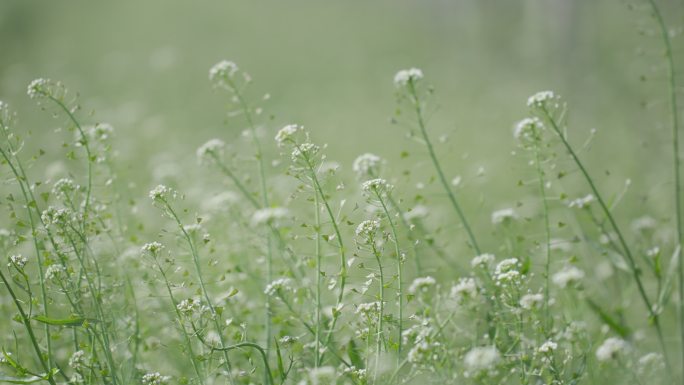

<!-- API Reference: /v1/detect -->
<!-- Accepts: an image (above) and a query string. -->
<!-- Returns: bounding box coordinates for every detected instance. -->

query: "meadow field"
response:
[1,1,684,384]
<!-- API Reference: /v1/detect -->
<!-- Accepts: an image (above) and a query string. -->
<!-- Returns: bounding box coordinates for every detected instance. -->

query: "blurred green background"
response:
[0,0,681,230]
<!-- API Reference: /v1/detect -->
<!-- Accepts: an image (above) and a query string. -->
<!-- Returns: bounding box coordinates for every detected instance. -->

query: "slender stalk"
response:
[152,258,205,385]
[406,80,481,255]
[645,1,682,381]
[161,200,236,385]
[533,141,552,332]
[314,189,322,367]
[541,106,672,372]
[222,76,274,358]
[377,192,404,361]
[370,241,385,383]
[297,149,347,356]
[0,269,57,385]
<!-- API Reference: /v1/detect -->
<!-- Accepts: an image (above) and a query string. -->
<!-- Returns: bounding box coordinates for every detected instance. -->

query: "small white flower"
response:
[519,293,544,310]
[352,153,382,178]
[631,216,657,233]
[514,117,544,143]
[355,301,381,316]
[361,178,393,195]
[491,208,517,224]
[176,298,201,316]
[595,337,629,362]
[568,194,595,209]
[148,184,175,201]
[141,242,164,255]
[275,124,302,146]
[451,277,478,302]
[264,278,293,296]
[527,90,556,108]
[394,68,424,87]
[27,78,50,99]
[8,254,28,269]
[355,219,380,242]
[41,207,72,227]
[403,205,428,221]
[142,372,171,385]
[464,346,500,372]
[408,276,436,294]
[471,253,495,268]
[45,264,66,281]
[251,207,289,226]
[552,266,585,288]
[68,350,86,370]
[52,178,78,198]
[538,340,558,354]
[291,142,319,161]
[196,138,225,163]
[209,60,238,85]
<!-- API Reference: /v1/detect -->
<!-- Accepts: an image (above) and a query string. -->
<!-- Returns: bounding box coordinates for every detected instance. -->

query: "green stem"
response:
[541,106,672,372]
[377,192,403,362]
[161,200,236,385]
[645,1,682,381]
[406,80,481,255]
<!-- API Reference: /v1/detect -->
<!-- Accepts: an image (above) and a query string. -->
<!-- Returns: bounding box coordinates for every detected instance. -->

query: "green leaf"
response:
[0,374,44,384]
[32,315,97,327]
[586,299,631,338]
[274,338,285,381]
[348,339,364,369]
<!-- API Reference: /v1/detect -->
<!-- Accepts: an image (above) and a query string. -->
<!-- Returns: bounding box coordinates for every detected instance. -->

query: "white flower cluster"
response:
[491,208,517,225]
[52,178,77,199]
[68,350,86,370]
[148,184,176,201]
[361,178,393,195]
[8,254,27,269]
[88,122,114,141]
[408,276,436,294]
[519,293,544,310]
[471,253,495,268]
[568,194,594,209]
[355,301,381,316]
[142,372,171,385]
[275,124,302,147]
[514,117,544,144]
[27,78,50,99]
[45,264,66,281]
[264,277,293,296]
[176,298,201,316]
[196,138,225,164]
[552,265,585,288]
[463,346,500,373]
[451,277,478,303]
[41,207,73,227]
[393,68,424,87]
[209,60,239,86]
[494,258,521,285]
[538,340,558,354]
[141,242,164,255]
[291,142,320,162]
[527,90,556,109]
[352,153,382,178]
[355,219,380,243]
[595,337,629,362]
[251,207,289,226]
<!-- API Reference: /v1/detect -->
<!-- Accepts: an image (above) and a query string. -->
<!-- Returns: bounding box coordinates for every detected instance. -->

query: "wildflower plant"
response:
[2,5,684,384]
